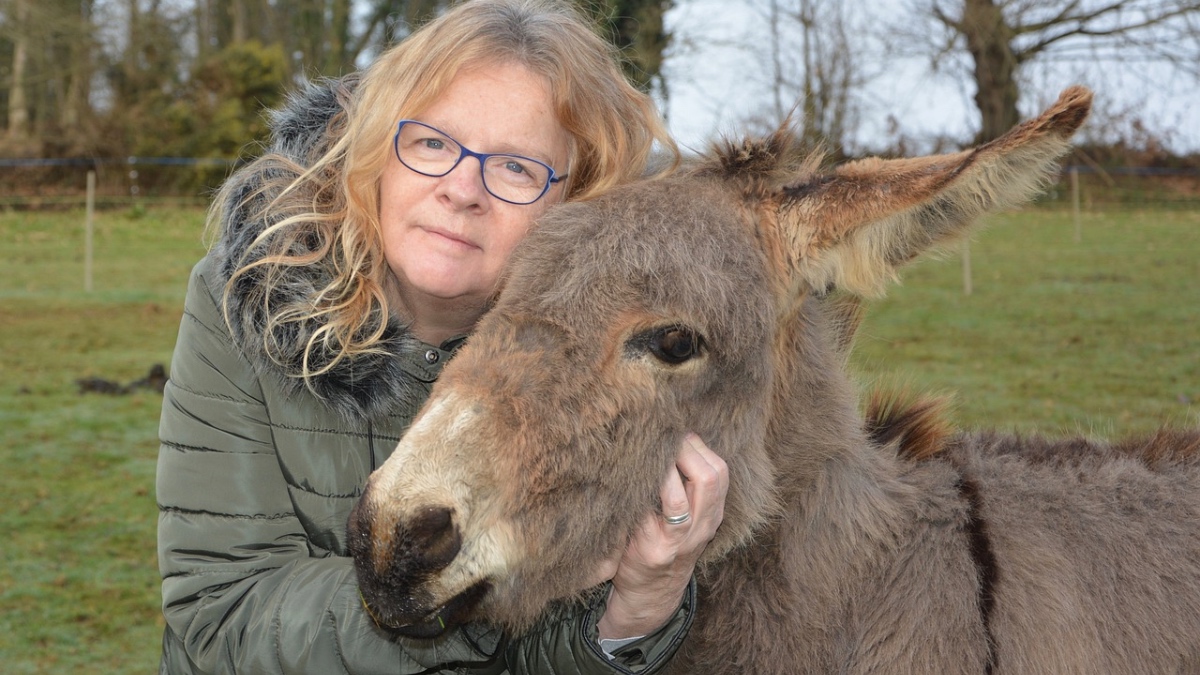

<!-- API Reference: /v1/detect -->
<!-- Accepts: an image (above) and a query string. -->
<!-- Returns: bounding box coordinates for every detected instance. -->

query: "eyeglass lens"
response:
[395,121,554,204]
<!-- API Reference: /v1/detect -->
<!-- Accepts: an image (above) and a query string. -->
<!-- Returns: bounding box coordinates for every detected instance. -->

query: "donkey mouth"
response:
[373,580,492,639]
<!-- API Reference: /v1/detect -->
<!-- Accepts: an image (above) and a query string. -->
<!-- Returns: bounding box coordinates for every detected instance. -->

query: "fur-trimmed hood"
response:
[207,76,435,422]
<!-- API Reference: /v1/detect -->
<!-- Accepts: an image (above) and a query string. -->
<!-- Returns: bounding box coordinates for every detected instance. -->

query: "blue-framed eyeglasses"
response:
[393,120,568,205]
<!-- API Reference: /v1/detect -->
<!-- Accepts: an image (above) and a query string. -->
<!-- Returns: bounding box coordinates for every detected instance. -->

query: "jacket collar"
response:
[209,76,451,422]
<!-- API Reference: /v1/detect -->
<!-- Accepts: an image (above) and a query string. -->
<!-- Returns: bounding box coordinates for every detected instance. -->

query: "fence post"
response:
[1071,167,1081,244]
[85,170,95,293]
[962,240,972,296]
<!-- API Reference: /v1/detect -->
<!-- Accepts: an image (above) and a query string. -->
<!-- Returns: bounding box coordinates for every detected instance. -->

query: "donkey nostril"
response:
[407,506,461,571]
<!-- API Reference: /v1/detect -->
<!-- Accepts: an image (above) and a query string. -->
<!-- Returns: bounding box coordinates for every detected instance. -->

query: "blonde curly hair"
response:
[214,0,678,382]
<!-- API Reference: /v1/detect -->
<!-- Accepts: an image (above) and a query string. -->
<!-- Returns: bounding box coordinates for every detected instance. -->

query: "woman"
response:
[155,1,728,673]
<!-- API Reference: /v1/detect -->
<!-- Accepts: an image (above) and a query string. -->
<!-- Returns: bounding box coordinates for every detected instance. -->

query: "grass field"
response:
[851,207,1200,435]
[2,207,206,674]
[1,204,1197,673]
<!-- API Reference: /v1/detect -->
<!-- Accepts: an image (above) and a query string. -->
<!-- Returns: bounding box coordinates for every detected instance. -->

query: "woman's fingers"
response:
[660,459,691,528]
[596,433,728,581]
[595,433,729,639]
[671,433,727,539]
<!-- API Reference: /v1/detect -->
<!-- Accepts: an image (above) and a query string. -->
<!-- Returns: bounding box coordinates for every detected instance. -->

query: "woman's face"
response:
[379,62,571,335]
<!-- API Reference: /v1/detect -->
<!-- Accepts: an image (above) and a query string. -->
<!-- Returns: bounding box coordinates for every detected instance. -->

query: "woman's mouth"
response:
[423,227,478,251]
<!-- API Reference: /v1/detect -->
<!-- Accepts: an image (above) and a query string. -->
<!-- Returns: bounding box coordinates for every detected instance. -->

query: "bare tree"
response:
[2,0,99,147]
[911,0,1200,142]
[59,1,97,132]
[755,0,868,156]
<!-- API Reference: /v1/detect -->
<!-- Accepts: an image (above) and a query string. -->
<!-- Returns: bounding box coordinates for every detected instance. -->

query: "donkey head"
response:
[347,87,1093,636]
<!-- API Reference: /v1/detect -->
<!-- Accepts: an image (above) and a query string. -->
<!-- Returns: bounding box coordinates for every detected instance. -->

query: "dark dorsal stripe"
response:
[867,390,998,670]
[956,472,999,674]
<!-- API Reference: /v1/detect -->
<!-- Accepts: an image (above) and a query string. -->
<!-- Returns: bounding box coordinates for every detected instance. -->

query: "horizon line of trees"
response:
[0,1,672,161]
[2,0,1198,192]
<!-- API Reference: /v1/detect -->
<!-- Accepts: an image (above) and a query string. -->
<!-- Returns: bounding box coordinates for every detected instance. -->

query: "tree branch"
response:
[1015,1,1200,59]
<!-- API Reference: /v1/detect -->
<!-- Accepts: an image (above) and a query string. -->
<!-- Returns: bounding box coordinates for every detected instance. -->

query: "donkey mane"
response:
[966,426,1200,470]
[700,125,825,192]
[1118,428,1200,465]
[863,388,955,462]
[863,390,1200,468]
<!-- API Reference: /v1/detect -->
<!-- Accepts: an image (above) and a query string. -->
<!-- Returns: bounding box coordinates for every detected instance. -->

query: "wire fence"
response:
[3,159,1196,304]
[1046,165,1200,210]
[0,157,240,209]
[1,158,1198,210]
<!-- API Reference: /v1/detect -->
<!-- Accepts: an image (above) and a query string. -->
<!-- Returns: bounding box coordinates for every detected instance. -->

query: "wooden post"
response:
[85,170,95,293]
[962,240,972,296]
[1071,167,1081,244]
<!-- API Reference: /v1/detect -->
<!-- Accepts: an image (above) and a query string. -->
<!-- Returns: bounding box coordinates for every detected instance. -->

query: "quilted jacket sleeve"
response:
[156,259,506,675]
[504,582,695,674]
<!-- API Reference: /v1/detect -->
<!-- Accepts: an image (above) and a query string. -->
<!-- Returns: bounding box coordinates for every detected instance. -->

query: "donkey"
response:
[348,86,1200,673]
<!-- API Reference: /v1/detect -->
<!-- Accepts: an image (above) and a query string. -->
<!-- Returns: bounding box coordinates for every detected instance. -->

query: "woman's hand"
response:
[596,433,728,640]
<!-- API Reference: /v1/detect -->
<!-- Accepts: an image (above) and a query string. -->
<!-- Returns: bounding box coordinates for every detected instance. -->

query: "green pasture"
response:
[851,208,1199,435]
[1,205,1197,673]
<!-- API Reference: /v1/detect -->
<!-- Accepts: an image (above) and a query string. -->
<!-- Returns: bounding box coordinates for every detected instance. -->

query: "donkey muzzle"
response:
[347,498,485,636]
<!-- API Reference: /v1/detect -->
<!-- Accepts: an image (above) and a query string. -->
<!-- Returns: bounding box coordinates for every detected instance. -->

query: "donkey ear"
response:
[779,86,1092,297]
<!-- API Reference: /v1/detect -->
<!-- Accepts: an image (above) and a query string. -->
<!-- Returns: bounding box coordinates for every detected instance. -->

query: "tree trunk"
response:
[8,0,31,139]
[798,0,822,149]
[768,0,785,120]
[122,0,139,105]
[231,0,248,43]
[327,0,353,74]
[61,0,95,134]
[960,0,1019,142]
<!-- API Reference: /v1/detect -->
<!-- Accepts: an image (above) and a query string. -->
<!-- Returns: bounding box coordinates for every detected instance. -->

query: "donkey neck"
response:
[676,303,922,674]
[764,298,873,492]
[765,298,921,561]
[683,454,920,675]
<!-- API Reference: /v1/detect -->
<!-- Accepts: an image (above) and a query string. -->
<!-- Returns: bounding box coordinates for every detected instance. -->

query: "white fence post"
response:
[962,240,972,296]
[1071,167,1081,244]
[85,170,95,293]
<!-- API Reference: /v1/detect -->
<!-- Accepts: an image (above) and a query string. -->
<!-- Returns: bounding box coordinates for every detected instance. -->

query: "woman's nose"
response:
[438,157,490,211]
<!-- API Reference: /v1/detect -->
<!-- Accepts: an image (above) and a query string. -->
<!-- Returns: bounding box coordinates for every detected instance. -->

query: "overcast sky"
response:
[659,0,1200,155]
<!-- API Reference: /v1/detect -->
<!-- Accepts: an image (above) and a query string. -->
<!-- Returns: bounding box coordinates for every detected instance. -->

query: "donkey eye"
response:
[648,326,702,365]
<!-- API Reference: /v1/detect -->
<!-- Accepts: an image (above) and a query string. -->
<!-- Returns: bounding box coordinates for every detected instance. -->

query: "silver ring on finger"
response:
[663,512,691,526]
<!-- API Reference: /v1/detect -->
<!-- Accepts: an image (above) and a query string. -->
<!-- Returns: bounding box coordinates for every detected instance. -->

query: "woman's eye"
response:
[489,157,540,188]
[649,327,701,365]
[421,138,446,151]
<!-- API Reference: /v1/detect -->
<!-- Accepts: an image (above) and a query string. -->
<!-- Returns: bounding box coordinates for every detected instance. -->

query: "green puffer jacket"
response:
[155,77,694,675]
